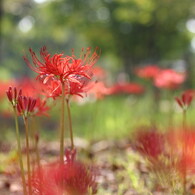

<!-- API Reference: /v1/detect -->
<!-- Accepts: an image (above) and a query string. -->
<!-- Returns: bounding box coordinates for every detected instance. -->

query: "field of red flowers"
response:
[0,47,195,195]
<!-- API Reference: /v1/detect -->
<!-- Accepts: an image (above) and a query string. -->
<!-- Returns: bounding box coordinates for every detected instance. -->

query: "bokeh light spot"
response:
[18,16,34,33]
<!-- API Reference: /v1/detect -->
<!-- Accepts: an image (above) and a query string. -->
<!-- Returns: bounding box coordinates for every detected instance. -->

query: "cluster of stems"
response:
[59,81,75,164]
[6,87,39,195]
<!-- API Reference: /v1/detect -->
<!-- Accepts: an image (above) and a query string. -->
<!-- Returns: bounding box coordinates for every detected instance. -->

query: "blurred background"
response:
[1,0,195,82]
[1,0,195,140]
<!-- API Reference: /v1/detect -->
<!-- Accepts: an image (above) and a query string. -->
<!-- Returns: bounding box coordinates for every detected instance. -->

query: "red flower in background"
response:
[154,69,186,89]
[16,78,42,98]
[135,65,160,80]
[109,82,144,95]
[175,91,193,110]
[88,81,110,99]
[30,149,97,195]
[134,128,165,159]
[24,47,99,85]
[92,66,106,80]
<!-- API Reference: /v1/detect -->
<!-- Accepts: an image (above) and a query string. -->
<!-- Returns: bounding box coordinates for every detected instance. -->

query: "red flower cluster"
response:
[30,149,97,195]
[6,86,41,117]
[24,47,100,98]
[154,69,185,89]
[135,65,186,90]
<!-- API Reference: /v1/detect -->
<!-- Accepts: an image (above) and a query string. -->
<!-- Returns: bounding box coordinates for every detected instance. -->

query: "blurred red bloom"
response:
[109,82,144,95]
[16,78,42,98]
[24,47,99,85]
[135,65,160,80]
[92,66,106,80]
[154,69,186,89]
[30,149,97,195]
[134,128,165,159]
[166,129,195,174]
[87,81,110,99]
[175,91,193,110]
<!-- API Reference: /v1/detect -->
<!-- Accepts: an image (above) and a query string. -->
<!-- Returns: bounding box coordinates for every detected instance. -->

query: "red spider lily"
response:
[134,128,165,159]
[6,86,22,107]
[30,149,97,195]
[109,82,144,95]
[65,80,88,98]
[24,47,99,85]
[175,91,193,110]
[166,129,195,174]
[135,65,160,80]
[41,75,93,98]
[154,69,186,89]
[17,95,37,117]
[41,78,62,99]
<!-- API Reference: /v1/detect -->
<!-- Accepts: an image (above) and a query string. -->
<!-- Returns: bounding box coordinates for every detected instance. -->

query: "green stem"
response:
[182,110,187,195]
[13,108,27,195]
[60,82,65,163]
[66,98,74,150]
[24,117,32,195]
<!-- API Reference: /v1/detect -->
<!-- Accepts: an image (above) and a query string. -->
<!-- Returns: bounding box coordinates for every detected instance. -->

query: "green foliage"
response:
[1,0,195,79]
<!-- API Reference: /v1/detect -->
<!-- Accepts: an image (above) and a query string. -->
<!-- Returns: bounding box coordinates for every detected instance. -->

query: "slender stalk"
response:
[60,82,65,163]
[31,117,40,169]
[35,135,40,169]
[182,110,187,195]
[66,98,74,150]
[13,108,27,195]
[34,134,43,195]
[24,117,32,195]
